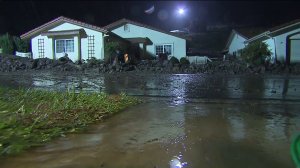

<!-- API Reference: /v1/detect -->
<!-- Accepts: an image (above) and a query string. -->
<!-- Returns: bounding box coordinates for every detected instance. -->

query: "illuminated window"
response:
[38,39,44,58]
[88,35,95,59]
[56,39,74,53]
[124,24,130,32]
[155,44,173,56]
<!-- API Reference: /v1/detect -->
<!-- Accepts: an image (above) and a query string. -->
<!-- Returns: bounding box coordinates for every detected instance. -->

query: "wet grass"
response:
[0,87,140,156]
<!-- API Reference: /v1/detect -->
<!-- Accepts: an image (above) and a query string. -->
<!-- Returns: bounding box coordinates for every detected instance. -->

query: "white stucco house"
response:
[20,16,188,62]
[224,19,300,64]
[224,28,266,57]
[103,18,188,60]
[224,29,248,57]
[20,16,109,62]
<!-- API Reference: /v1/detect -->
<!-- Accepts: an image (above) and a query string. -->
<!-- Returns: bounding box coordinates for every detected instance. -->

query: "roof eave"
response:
[245,31,270,43]
[20,16,108,39]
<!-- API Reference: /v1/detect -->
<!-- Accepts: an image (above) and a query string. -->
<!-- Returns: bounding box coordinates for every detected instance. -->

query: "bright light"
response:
[178,8,185,15]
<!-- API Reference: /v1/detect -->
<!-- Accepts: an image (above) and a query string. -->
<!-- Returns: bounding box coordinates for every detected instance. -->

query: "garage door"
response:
[290,39,300,63]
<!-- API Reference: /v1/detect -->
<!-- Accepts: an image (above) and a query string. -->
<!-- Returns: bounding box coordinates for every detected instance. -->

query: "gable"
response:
[224,30,247,50]
[21,16,108,39]
[111,23,186,42]
[104,18,189,40]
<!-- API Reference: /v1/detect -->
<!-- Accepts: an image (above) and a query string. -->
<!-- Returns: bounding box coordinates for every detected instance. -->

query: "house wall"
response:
[228,33,247,56]
[262,38,276,63]
[31,22,105,62]
[271,28,300,63]
[111,23,186,60]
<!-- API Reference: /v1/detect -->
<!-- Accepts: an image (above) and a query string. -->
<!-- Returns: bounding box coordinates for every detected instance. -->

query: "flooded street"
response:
[0,71,300,168]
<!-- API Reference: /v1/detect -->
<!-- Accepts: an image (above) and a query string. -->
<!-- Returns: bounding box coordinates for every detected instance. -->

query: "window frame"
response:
[155,44,174,56]
[124,24,130,32]
[55,39,74,53]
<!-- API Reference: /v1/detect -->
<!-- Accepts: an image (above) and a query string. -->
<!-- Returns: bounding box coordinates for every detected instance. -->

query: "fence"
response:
[186,56,212,64]
[15,51,32,58]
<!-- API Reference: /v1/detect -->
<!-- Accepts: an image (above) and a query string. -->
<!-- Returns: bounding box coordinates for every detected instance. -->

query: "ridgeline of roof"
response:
[103,18,190,40]
[21,16,108,39]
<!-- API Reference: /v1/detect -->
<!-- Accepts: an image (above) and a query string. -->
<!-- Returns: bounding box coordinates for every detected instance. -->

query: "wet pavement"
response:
[0,71,300,168]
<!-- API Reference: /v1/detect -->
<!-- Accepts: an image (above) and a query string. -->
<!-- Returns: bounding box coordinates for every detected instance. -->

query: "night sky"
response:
[0,1,300,36]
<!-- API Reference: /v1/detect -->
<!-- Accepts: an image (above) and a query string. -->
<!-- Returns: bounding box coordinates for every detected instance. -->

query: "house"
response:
[224,19,300,64]
[20,16,109,62]
[223,28,266,57]
[20,16,188,62]
[245,19,300,64]
[103,18,188,60]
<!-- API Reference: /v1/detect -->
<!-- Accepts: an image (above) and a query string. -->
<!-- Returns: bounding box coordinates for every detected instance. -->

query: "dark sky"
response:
[1,1,300,36]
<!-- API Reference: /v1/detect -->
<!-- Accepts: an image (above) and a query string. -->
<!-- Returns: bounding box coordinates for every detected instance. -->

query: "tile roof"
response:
[269,19,300,32]
[103,18,190,40]
[21,16,108,39]
[234,27,267,39]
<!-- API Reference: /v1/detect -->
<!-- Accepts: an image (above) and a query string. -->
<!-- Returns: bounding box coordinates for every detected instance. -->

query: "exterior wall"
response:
[262,38,276,63]
[111,24,186,60]
[31,35,52,59]
[31,22,105,62]
[272,28,300,63]
[228,33,247,56]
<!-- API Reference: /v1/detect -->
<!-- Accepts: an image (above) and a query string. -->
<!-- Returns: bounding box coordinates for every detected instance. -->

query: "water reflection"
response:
[227,114,246,142]
[2,72,297,101]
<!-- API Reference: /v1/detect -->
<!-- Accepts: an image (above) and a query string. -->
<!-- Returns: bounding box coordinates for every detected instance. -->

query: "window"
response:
[55,39,74,53]
[88,35,95,59]
[155,44,173,56]
[38,39,44,58]
[124,24,130,32]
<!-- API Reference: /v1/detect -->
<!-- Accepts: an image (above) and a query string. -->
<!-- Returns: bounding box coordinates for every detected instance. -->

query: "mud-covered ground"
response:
[0,70,299,102]
[1,54,300,75]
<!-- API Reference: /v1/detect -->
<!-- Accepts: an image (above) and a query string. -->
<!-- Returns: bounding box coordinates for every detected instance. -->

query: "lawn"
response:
[0,87,140,156]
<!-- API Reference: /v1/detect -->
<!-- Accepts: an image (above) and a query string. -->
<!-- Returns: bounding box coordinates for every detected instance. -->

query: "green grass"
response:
[0,87,141,156]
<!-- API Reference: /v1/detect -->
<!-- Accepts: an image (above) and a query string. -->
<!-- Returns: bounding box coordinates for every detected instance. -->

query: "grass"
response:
[0,87,141,156]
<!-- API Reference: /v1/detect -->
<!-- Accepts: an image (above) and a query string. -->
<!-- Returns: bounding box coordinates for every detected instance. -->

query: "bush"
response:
[13,36,30,52]
[180,57,190,65]
[104,42,119,64]
[240,41,272,65]
[0,33,14,54]
[169,56,179,65]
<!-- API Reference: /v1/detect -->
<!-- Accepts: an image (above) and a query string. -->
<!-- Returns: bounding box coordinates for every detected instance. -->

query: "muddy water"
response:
[0,71,300,168]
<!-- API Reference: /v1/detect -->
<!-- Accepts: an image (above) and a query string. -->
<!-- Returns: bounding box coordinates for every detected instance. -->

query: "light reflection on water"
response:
[20,73,300,102]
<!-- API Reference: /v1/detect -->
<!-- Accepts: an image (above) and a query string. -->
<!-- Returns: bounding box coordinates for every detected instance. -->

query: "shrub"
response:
[180,57,190,65]
[0,33,14,54]
[104,41,119,64]
[240,41,272,65]
[13,36,30,52]
[169,56,179,65]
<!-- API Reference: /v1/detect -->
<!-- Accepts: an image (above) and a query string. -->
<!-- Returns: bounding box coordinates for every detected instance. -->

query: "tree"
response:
[240,41,272,66]
[0,33,14,55]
